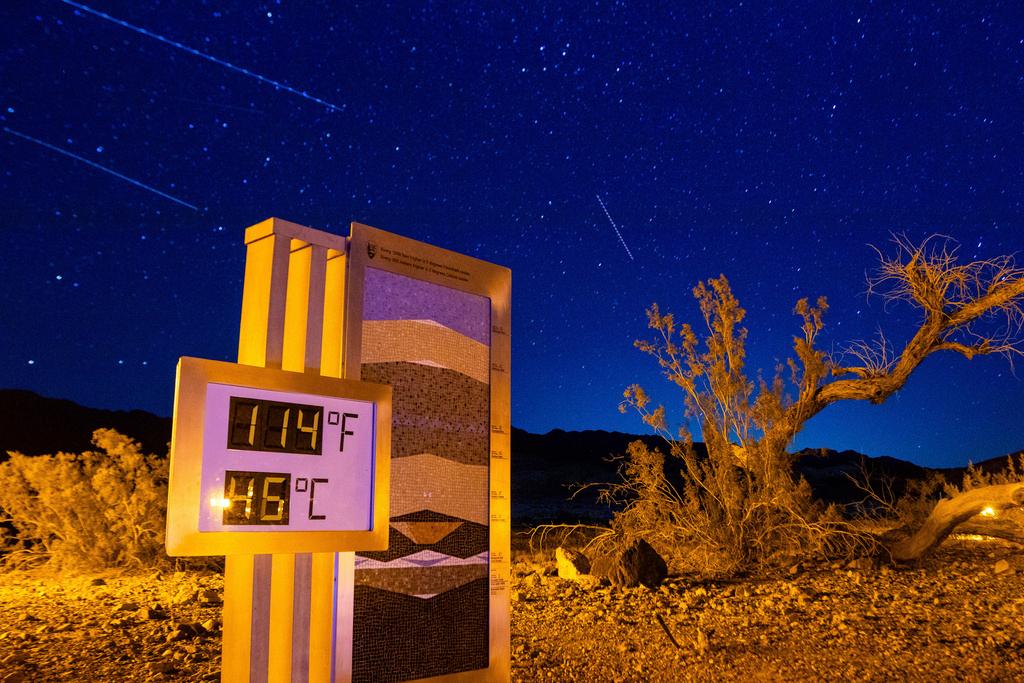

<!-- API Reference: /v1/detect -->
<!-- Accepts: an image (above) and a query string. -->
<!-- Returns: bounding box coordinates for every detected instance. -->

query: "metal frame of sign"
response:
[167,355,392,556]
[341,223,511,683]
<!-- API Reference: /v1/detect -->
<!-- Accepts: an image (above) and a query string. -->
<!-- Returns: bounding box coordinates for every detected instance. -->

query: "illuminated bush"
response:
[955,454,1024,493]
[611,280,870,576]
[615,237,1024,572]
[860,454,1024,531]
[0,429,167,569]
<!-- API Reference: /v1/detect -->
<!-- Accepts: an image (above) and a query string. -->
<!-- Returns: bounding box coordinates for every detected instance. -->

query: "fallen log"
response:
[887,482,1024,561]
[951,517,1024,545]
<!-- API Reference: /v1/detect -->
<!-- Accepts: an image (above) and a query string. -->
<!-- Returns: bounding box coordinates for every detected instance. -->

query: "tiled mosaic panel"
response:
[359,512,488,563]
[361,361,488,464]
[355,565,487,597]
[363,320,489,384]
[354,267,490,682]
[387,454,488,524]
[351,580,489,683]
[363,268,490,344]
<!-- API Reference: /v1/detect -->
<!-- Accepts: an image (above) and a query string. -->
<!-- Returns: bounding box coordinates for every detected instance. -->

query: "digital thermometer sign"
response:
[166,357,392,556]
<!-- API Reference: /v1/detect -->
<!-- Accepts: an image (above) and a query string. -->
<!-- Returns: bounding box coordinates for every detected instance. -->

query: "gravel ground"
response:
[1,539,1022,682]
[512,539,1024,682]
[0,569,223,682]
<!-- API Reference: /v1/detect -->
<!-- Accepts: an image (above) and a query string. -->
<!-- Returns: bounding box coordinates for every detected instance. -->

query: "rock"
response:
[591,539,668,588]
[576,574,603,590]
[555,547,591,581]
[696,627,710,655]
[172,587,199,605]
[89,578,106,587]
[201,618,218,633]
[148,660,176,674]
[166,622,206,642]
[847,557,876,571]
[993,559,1012,575]
[138,606,168,621]
[115,601,138,612]
[198,589,222,605]
[789,564,801,576]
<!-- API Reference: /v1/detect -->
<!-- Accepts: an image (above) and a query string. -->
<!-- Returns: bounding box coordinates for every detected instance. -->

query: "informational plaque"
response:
[166,356,392,556]
[341,224,511,682]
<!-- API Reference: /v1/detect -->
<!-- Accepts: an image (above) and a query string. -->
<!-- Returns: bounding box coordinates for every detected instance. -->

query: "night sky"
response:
[2,2,1022,468]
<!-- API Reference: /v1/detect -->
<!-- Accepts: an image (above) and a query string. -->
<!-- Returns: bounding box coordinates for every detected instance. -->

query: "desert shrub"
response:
[613,239,1024,572]
[614,279,875,576]
[853,454,1024,532]
[952,454,1024,493]
[601,440,869,576]
[847,463,949,531]
[943,455,1024,529]
[0,429,167,570]
[890,474,948,529]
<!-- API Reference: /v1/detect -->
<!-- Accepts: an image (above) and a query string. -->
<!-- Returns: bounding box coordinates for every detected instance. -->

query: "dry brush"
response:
[614,235,1024,574]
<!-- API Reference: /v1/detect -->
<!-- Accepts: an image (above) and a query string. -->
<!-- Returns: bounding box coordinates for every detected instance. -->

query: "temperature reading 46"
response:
[220,470,291,525]
[218,471,332,525]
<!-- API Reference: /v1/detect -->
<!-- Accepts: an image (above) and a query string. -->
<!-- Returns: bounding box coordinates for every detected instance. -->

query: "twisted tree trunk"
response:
[886,483,1024,561]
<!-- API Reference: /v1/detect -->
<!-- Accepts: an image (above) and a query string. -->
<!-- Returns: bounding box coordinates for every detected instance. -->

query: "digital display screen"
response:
[221,470,291,525]
[167,356,390,556]
[228,397,323,455]
[196,382,376,534]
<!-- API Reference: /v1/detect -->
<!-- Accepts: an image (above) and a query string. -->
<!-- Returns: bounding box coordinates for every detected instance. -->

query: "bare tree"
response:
[621,235,1024,570]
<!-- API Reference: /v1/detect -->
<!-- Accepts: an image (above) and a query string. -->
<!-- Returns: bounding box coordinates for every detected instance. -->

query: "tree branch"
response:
[949,274,1024,327]
[932,341,992,360]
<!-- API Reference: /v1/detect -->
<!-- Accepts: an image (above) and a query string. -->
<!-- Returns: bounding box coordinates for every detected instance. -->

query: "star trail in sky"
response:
[3,125,202,210]
[59,0,347,112]
[1,2,1022,467]
[596,194,634,261]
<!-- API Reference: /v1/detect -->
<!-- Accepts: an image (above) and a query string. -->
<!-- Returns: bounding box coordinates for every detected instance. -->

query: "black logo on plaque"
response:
[367,242,377,259]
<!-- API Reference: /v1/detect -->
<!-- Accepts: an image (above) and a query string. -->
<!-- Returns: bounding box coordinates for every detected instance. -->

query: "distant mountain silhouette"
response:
[1,389,1019,523]
[511,429,1024,523]
[0,389,171,458]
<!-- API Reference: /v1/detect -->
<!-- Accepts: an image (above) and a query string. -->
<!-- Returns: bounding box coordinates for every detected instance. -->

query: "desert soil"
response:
[2,538,1023,682]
